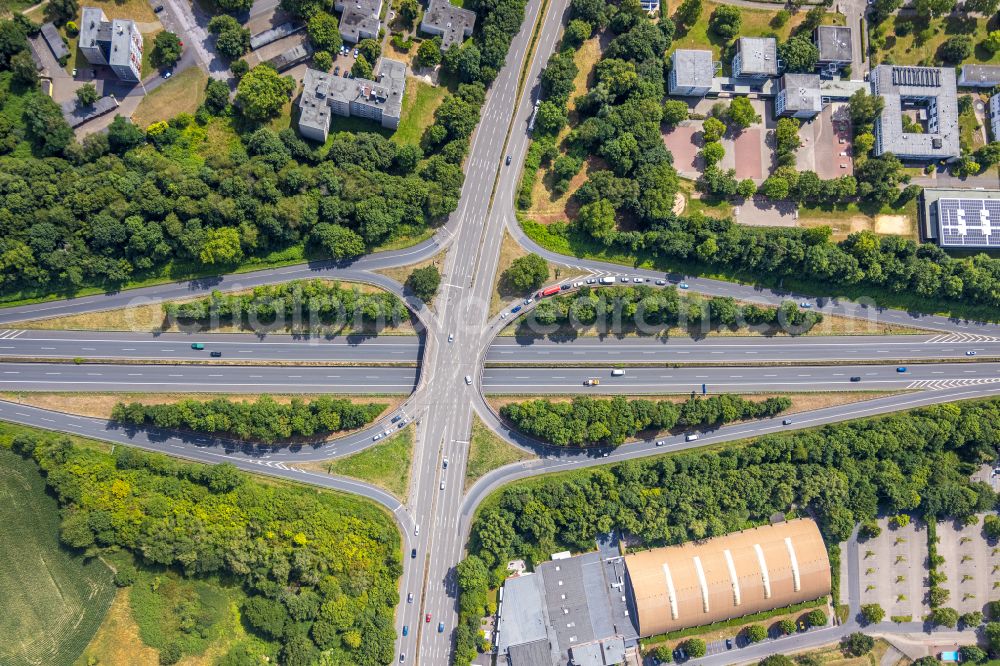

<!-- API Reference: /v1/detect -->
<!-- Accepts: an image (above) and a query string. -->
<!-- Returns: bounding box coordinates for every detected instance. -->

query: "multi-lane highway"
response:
[480,363,1000,393]
[486,333,1000,364]
[0,330,423,363]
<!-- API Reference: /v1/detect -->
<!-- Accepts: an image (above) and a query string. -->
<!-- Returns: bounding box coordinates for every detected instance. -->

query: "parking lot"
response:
[854,516,929,621]
[936,513,1000,615]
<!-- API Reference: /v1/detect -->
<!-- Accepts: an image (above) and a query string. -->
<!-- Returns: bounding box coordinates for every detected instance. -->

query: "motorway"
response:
[3,0,1000,663]
[0,330,422,363]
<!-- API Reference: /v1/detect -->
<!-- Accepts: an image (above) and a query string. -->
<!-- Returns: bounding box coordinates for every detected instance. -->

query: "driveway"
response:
[151,0,230,80]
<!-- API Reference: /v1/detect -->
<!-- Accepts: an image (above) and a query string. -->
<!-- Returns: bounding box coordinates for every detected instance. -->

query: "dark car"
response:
[153,4,164,11]
[560,283,571,290]
[511,305,522,313]
[850,376,862,382]
[505,155,512,165]
[726,638,733,649]
[210,351,222,357]
[410,548,417,558]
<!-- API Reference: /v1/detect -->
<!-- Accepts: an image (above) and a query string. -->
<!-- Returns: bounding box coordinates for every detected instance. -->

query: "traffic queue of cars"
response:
[499,276,687,320]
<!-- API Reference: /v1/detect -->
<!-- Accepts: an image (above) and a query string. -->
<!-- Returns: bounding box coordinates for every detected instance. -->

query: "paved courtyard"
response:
[796,103,853,180]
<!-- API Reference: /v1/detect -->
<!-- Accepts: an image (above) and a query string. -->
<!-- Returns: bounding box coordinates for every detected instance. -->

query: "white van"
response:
[685,434,699,442]
[414,524,420,535]
[611,369,625,377]
[599,277,615,285]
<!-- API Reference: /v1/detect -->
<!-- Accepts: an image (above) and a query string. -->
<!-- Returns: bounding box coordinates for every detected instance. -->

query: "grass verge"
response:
[393,77,448,146]
[132,67,208,128]
[302,426,413,499]
[465,415,535,491]
[490,230,587,317]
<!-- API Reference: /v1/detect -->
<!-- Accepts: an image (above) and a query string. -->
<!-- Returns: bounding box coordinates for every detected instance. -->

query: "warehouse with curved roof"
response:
[623,519,831,636]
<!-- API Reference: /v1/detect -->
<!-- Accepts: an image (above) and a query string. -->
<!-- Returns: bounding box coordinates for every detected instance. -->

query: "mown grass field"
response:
[324,426,414,498]
[0,449,116,666]
[394,77,448,146]
[465,416,534,491]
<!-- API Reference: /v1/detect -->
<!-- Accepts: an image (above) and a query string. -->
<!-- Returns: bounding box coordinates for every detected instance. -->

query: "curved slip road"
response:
[481,363,1000,393]
[0,363,418,393]
[486,332,1000,364]
[0,329,423,363]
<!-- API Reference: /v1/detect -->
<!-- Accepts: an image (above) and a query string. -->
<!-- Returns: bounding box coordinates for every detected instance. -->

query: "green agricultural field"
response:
[0,450,116,666]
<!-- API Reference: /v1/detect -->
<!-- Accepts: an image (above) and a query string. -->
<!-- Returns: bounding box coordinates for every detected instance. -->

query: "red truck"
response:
[537,286,561,298]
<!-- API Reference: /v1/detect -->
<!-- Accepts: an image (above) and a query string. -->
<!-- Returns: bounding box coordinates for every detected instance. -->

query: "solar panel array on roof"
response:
[892,66,940,87]
[937,198,1000,247]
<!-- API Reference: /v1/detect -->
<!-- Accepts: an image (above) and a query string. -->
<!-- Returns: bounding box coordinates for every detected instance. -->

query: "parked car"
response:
[619,276,628,282]
[163,70,172,79]
[334,66,340,75]
[153,4,164,11]
[443,458,448,468]
[586,278,597,284]
[725,638,733,650]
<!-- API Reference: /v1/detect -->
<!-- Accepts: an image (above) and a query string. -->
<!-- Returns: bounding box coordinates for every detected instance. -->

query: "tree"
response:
[654,645,673,663]
[663,100,689,126]
[357,38,379,63]
[759,657,794,666]
[988,622,1000,657]
[204,78,230,114]
[860,603,885,625]
[940,35,972,63]
[398,0,420,25]
[209,16,251,59]
[216,0,252,13]
[929,607,959,628]
[352,54,373,79]
[674,0,702,27]
[307,12,342,53]
[745,624,767,643]
[683,639,707,658]
[726,97,760,129]
[152,31,182,67]
[960,646,988,663]
[76,82,99,106]
[417,37,442,67]
[778,36,819,73]
[45,0,77,25]
[199,227,244,265]
[406,265,441,301]
[842,633,875,656]
[915,0,955,17]
[312,50,332,71]
[703,116,726,142]
[709,5,741,41]
[961,611,985,628]
[535,100,567,135]
[761,175,790,200]
[10,49,38,86]
[0,19,28,69]
[983,30,1000,55]
[849,89,885,126]
[563,19,592,47]
[22,94,73,156]
[231,58,249,79]
[236,65,295,121]
[777,619,796,635]
[966,0,1000,13]
[890,513,910,528]
[700,141,724,166]
[737,179,756,198]
[502,254,549,292]
[576,199,617,244]
[805,609,827,628]
[870,0,902,22]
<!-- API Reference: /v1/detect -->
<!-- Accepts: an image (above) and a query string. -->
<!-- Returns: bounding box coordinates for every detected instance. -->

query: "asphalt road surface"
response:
[481,363,1000,393]
[486,333,1000,364]
[0,330,423,363]
[0,363,418,393]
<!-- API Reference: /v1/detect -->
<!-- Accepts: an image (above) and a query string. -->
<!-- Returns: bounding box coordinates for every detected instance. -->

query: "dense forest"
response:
[4,428,402,665]
[112,395,385,444]
[499,394,792,446]
[521,0,1000,317]
[0,0,528,301]
[164,279,408,330]
[519,285,823,334]
[454,398,1000,662]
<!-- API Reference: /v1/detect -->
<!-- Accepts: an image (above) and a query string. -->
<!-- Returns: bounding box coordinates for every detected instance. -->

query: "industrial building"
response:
[958,64,1000,88]
[731,37,778,79]
[871,65,960,161]
[668,49,715,97]
[919,188,1000,249]
[813,26,852,68]
[335,0,382,43]
[298,58,406,142]
[496,520,831,665]
[420,0,477,51]
[775,73,822,119]
[78,7,143,82]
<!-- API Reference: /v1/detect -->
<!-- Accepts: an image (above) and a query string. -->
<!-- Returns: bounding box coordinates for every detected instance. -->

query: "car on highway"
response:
[584,378,600,386]
[392,414,402,423]
[655,279,666,285]
[619,276,628,282]
[443,458,449,469]
[896,366,907,372]
[210,351,222,357]
[967,350,976,356]
[440,481,445,490]
[373,433,382,441]
[655,440,665,447]
[402,625,409,636]
[679,282,689,289]
[411,548,416,558]
[191,343,204,350]
[850,376,862,382]
[407,592,413,603]
[511,305,522,313]
[783,419,793,425]
[799,301,812,308]
[464,375,472,385]
[414,524,419,535]
[437,622,445,633]
[560,283,571,290]
[505,155,511,165]
[602,452,609,457]
[425,613,431,623]
[399,655,405,663]
[448,333,454,342]
[524,297,533,304]
[633,277,642,283]
[586,278,597,284]
[611,369,625,376]
[685,433,699,441]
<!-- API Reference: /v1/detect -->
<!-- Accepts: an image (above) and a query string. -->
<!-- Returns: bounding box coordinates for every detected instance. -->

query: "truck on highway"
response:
[537,286,561,298]
[599,277,615,285]
[527,99,541,133]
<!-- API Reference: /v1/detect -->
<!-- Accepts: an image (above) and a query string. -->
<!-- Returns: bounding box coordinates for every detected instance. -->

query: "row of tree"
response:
[519,285,823,334]
[163,280,408,329]
[500,394,792,446]
[112,395,386,443]
[7,430,401,665]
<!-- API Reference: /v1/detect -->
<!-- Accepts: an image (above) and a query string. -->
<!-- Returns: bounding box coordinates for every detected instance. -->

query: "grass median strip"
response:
[298,426,414,500]
[465,415,535,491]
